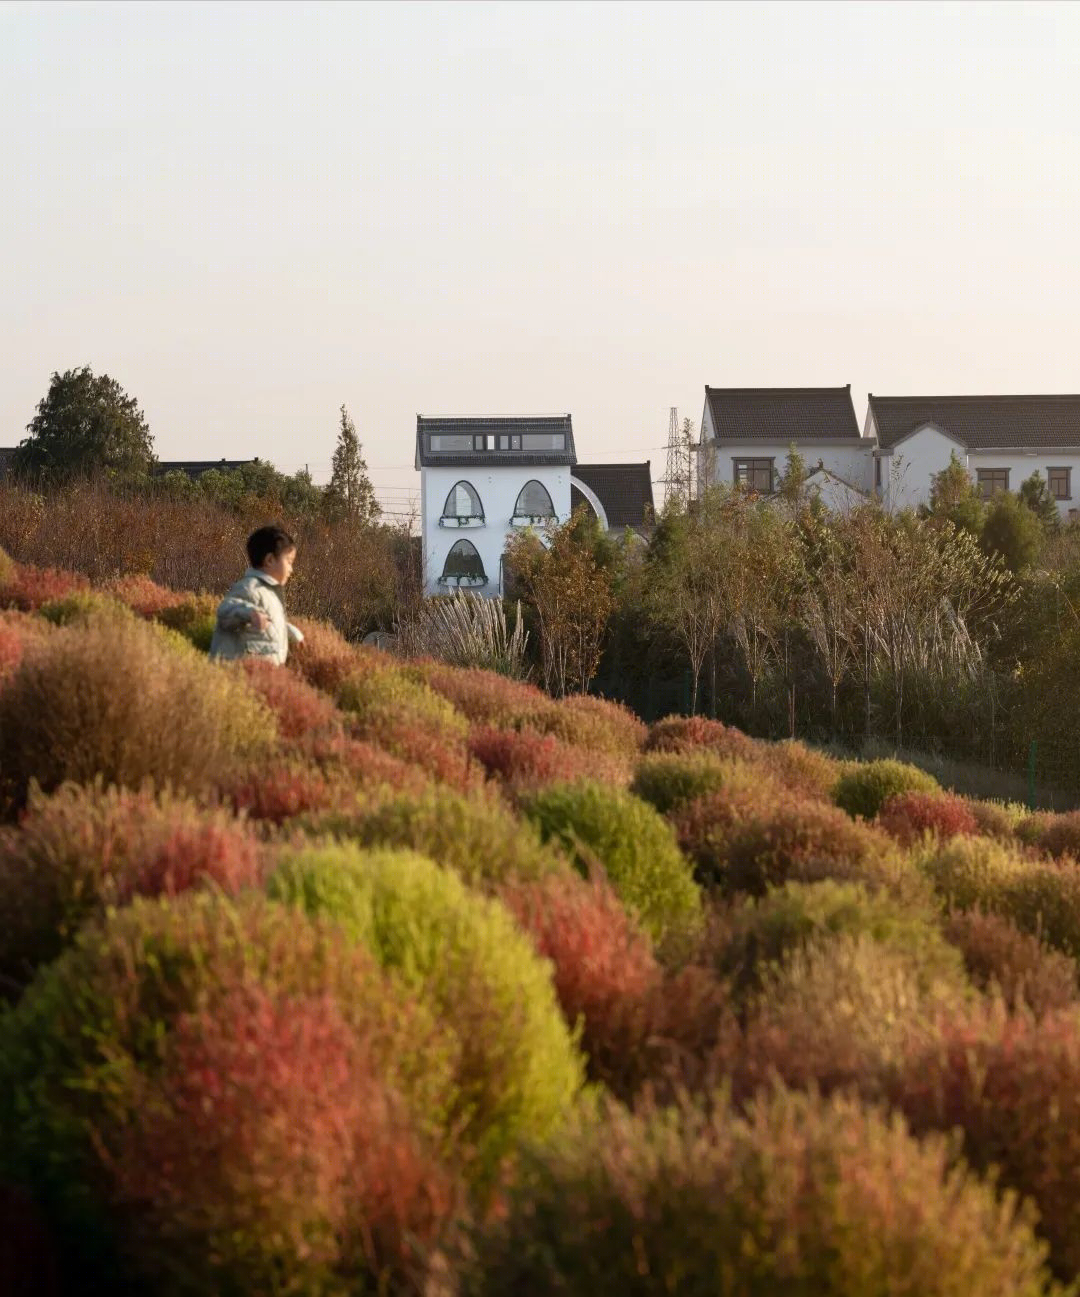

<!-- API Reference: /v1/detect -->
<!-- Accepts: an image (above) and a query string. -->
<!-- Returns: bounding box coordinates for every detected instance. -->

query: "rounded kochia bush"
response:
[714,879,962,1006]
[919,835,1080,961]
[302,783,566,889]
[630,750,755,817]
[644,713,757,760]
[538,693,647,757]
[466,1087,1060,1297]
[0,781,264,987]
[266,844,584,1177]
[876,789,979,845]
[0,617,275,803]
[0,893,457,1284]
[520,781,702,951]
[468,726,628,792]
[118,985,456,1297]
[943,910,1078,1018]
[832,758,939,820]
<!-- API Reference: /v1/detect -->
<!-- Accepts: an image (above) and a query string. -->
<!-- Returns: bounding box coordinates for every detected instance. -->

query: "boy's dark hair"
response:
[246,525,296,569]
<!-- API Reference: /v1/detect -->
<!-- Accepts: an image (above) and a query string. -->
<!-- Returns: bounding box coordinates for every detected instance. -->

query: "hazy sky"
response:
[2,1,1079,517]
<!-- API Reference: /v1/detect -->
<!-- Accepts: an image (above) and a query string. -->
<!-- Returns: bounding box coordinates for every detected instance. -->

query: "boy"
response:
[209,525,304,666]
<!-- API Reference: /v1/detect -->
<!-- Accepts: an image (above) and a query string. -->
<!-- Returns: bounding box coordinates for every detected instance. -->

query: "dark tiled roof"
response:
[155,459,258,478]
[869,395,1080,451]
[416,415,576,468]
[572,463,655,531]
[705,387,860,442]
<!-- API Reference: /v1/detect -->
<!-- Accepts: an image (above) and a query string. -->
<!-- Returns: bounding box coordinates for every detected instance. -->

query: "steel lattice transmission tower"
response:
[663,406,684,508]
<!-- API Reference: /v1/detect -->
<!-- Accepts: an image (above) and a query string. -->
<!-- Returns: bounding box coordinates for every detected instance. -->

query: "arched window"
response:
[441,480,484,523]
[513,479,555,521]
[439,539,487,585]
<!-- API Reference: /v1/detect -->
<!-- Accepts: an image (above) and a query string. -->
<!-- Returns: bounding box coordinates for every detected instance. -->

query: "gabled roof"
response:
[155,459,258,478]
[869,395,1080,451]
[572,462,655,531]
[704,386,861,442]
[416,415,576,469]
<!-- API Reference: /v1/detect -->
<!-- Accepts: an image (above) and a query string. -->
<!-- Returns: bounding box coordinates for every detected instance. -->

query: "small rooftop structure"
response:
[415,415,576,469]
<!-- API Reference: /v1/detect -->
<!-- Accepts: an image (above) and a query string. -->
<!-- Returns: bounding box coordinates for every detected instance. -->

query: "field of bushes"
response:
[7,551,1080,1293]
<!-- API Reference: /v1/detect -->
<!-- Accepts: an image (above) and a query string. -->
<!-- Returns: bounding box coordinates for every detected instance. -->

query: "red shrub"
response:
[103,573,186,618]
[1034,811,1080,861]
[375,722,481,793]
[118,985,457,1293]
[754,740,844,802]
[0,563,90,611]
[0,612,47,684]
[645,714,758,760]
[877,791,979,846]
[676,789,902,897]
[963,798,1018,841]
[239,657,343,741]
[892,1005,1080,1278]
[944,910,1078,1017]
[224,759,356,825]
[0,783,265,986]
[468,727,628,792]
[413,660,556,729]
[501,873,660,1086]
[299,734,431,795]
[287,617,368,692]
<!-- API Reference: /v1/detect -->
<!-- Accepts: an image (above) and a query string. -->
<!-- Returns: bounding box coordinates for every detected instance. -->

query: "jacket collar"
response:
[245,567,280,587]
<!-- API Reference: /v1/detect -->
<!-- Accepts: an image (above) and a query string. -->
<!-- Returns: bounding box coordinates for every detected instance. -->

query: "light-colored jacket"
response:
[209,568,302,666]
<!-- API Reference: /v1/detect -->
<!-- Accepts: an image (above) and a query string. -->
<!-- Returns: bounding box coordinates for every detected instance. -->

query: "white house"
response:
[697,386,874,497]
[416,414,577,597]
[866,395,1080,518]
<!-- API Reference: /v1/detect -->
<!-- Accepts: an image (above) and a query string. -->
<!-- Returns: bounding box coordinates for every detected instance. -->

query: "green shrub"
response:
[338,664,468,742]
[630,751,758,816]
[520,782,702,952]
[0,618,276,804]
[302,784,565,889]
[155,594,217,652]
[755,739,846,801]
[716,880,962,1004]
[0,781,264,988]
[0,893,455,1278]
[466,1087,1060,1296]
[37,590,134,628]
[267,844,583,1176]
[919,836,1080,961]
[833,758,939,819]
[538,694,647,756]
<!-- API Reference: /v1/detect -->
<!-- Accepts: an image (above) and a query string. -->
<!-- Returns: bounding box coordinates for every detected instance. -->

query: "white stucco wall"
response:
[878,425,1080,518]
[421,464,572,596]
[700,440,874,494]
[878,425,966,512]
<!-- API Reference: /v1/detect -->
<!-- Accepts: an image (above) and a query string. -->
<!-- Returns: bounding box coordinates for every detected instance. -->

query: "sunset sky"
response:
[2,1,1078,518]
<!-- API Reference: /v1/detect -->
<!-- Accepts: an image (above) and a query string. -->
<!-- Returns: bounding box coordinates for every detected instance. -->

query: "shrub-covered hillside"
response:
[4,553,1080,1295]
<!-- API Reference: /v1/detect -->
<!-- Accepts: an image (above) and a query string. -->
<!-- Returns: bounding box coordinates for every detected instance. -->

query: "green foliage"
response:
[267,845,584,1176]
[925,451,986,536]
[155,594,217,651]
[1020,471,1061,534]
[716,880,962,1003]
[982,491,1044,573]
[337,663,468,740]
[13,366,155,484]
[37,590,133,628]
[520,782,702,951]
[302,784,566,889]
[466,1087,1060,1297]
[832,758,940,819]
[629,751,746,815]
[325,404,380,523]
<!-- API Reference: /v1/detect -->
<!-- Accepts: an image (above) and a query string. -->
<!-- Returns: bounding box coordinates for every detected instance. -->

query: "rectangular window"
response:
[498,435,509,450]
[473,434,485,451]
[427,434,473,453]
[510,434,522,450]
[521,433,566,451]
[875,456,882,490]
[733,457,775,493]
[1049,467,1071,500]
[976,468,1009,499]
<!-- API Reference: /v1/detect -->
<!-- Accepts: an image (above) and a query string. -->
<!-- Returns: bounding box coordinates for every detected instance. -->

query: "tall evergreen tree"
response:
[326,404,379,522]
[14,366,155,484]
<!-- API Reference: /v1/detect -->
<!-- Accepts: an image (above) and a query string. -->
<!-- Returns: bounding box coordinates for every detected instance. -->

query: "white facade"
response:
[421,464,571,597]
[873,421,1080,518]
[698,432,874,497]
